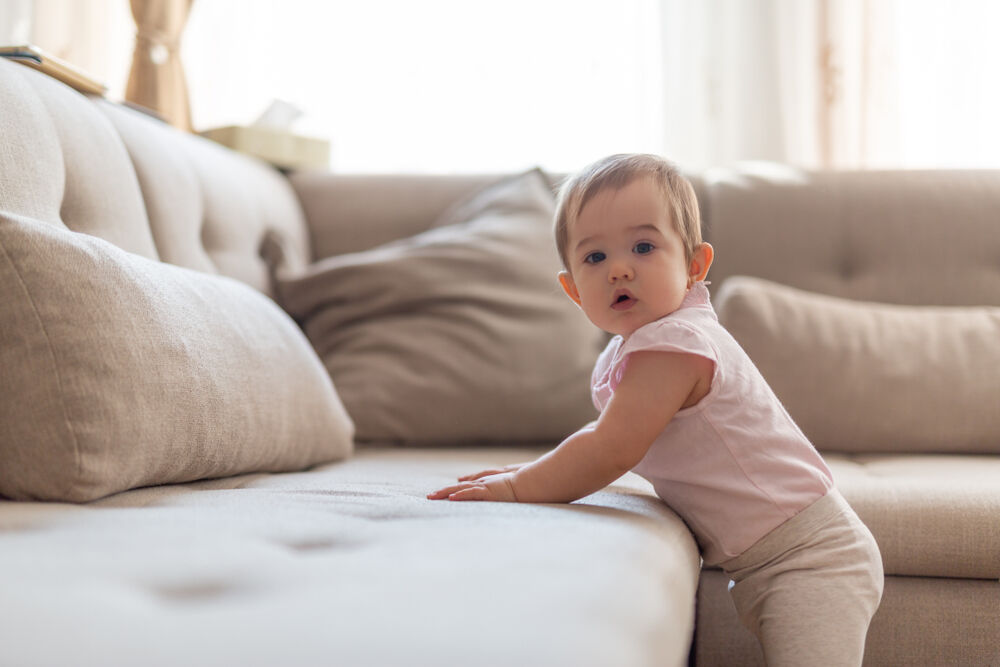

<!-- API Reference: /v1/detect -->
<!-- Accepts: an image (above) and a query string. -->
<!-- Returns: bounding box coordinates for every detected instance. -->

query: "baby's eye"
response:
[634,242,654,255]
[584,251,606,264]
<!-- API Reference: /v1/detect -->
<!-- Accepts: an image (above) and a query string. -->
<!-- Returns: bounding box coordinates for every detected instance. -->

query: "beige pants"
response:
[721,489,884,667]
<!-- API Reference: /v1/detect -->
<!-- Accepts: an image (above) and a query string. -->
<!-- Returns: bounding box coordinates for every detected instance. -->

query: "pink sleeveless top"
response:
[591,282,833,565]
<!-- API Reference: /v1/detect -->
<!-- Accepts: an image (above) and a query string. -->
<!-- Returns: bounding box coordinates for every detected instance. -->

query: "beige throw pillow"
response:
[277,169,604,444]
[0,214,354,502]
[715,275,1000,454]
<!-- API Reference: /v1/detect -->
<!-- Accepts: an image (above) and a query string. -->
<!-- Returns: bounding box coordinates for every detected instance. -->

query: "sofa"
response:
[0,57,997,666]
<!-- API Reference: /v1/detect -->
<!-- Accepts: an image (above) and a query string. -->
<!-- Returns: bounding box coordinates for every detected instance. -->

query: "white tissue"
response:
[253,99,304,130]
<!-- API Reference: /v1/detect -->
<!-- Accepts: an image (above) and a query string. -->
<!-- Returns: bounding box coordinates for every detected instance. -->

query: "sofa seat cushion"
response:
[696,568,1000,667]
[0,446,701,667]
[0,214,354,502]
[827,454,1000,579]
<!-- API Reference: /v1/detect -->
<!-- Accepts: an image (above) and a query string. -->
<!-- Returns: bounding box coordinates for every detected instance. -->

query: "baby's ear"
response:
[689,243,714,282]
[558,271,582,306]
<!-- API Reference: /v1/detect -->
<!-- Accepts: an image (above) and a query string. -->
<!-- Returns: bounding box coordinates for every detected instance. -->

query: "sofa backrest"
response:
[290,171,713,264]
[289,172,508,259]
[292,163,1000,310]
[701,162,1000,307]
[0,58,310,296]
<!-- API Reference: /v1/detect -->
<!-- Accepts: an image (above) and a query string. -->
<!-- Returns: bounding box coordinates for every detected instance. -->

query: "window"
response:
[184,0,664,173]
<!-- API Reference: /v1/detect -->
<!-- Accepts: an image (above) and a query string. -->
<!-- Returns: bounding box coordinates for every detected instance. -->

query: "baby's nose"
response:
[608,261,634,282]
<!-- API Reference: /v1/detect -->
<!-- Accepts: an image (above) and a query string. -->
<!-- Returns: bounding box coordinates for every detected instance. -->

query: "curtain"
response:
[659,0,901,169]
[125,0,194,131]
[659,0,1000,170]
[25,0,986,170]
[0,1,33,45]
[22,0,134,97]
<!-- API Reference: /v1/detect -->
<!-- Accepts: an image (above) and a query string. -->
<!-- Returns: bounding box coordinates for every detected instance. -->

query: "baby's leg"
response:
[728,497,884,666]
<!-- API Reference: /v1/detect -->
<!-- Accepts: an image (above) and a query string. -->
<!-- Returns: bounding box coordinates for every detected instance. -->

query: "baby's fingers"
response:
[427,482,485,500]
[427,483,464,500]
[447,485,489,501]
[426,482,489,501]
[457,468,502,482]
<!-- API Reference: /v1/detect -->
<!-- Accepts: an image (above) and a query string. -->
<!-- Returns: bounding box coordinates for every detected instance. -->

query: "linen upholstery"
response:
[0,59,158,257]
[696,568,1000,667]
[829,454,1000,579]
[715,276,1000,454]
[98,100,311,296]
[0,215,354,502]
[289,172,505,259]
[0,447,701,667]
[0,57,353,503]
[702,163,1000,307]
[278,170,604,444]
[0,56,311,296]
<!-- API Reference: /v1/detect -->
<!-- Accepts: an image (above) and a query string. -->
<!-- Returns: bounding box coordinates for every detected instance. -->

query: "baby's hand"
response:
[426,472,519,502]
[457,463,526,482]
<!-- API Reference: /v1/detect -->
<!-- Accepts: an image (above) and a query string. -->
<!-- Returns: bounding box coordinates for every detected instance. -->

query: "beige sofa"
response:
[1,58,997,666]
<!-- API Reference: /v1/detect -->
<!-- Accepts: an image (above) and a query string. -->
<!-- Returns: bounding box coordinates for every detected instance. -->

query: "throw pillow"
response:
[715,275,1000,454]
[0,213,354,502]
[276,169,604,444]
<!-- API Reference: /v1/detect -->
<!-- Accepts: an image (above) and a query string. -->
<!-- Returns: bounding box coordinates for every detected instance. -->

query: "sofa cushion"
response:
[696,568,1000,666]
[0,214,354,502]
[0,446,700,667]
[828,454,1000,580]
[277,169,604,444]
[715,275,1000,454]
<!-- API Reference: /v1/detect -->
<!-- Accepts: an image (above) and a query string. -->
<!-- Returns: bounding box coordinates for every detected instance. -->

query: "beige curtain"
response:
[660,0,901,170]
[125,0,194,131]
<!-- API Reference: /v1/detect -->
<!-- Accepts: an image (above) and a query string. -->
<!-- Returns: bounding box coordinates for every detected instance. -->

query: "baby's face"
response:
[559,176,696,339]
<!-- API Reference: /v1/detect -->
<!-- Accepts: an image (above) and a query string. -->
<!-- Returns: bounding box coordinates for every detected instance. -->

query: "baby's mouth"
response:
[611,290,636,311]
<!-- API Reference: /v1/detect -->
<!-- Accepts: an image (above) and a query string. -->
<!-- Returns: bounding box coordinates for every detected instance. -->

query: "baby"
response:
[428,154,883,666]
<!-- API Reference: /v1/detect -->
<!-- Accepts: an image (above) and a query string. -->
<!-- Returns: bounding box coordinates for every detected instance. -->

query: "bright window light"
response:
[185,0,664,173]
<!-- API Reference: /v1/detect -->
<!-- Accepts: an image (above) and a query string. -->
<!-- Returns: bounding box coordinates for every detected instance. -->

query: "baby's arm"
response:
[427,352,709,503]
[452,421,599,482]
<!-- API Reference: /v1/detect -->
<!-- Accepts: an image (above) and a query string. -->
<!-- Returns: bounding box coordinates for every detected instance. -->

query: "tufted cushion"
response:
[0,57,311,300]
[0,447,700,667]
[0,213,353,502]
[98,100,312,296]
[0,58,158,258]
[703,163,1000,307]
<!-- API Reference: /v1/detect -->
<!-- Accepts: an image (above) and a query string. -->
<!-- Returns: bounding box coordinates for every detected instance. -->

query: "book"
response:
[0,44,107,96]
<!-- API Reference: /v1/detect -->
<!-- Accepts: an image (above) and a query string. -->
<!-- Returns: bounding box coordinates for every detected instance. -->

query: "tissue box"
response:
[199,125,330,170]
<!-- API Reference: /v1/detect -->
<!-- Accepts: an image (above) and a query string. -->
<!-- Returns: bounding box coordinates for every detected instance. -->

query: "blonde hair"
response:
[554,154,702,270]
